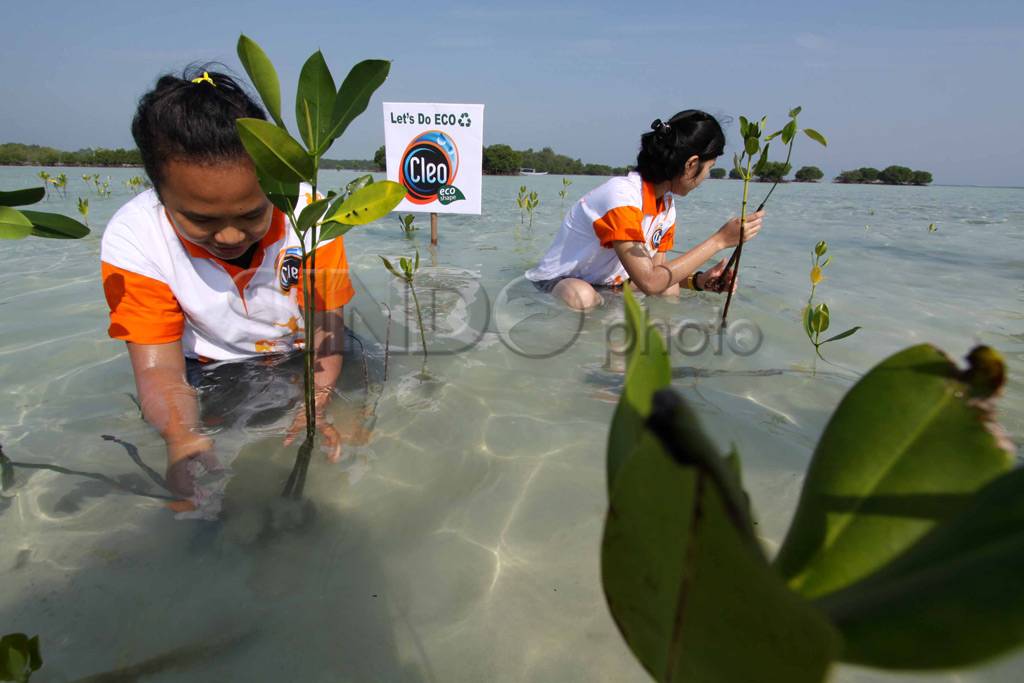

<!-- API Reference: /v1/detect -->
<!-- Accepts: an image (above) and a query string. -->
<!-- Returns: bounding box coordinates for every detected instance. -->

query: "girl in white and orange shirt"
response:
[101,70,353,496]
[526,110,764,309]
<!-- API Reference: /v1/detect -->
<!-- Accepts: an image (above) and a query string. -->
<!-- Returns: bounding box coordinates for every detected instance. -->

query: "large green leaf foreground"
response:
[602,284,1020,682]
[0,188,89,240]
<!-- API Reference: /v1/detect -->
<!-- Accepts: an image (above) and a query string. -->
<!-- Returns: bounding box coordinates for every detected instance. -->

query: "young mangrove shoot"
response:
[803,240,860,363]
[515,185,528,224]
[380,249,428,372]
[718,107,827,328]
[398,213,417,236]
[233,34,405,497]
[558,177,572,207]
[526,190,539,228]
[77,197,89,226]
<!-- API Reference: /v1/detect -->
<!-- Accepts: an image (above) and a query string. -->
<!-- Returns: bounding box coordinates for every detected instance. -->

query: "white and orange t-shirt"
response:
[525,172,676,286]
[100,187,354,362]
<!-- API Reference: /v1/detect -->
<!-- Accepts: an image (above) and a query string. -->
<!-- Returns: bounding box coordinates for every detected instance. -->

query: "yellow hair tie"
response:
[191,72,216,87]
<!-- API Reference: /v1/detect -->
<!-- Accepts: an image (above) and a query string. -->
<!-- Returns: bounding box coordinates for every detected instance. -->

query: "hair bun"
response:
[650,119,672,136]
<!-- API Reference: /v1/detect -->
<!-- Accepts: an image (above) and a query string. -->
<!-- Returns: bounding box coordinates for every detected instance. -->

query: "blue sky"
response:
[2,0,1022,186]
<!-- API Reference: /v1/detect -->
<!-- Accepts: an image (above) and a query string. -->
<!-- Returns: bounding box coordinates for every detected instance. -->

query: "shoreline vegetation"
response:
[1,142,628,177]
[716,163,933,185]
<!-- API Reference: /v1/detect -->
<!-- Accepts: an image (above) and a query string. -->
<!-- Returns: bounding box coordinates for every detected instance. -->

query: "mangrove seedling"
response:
[126,175,148,194]
[526,190,539,228]
[0,633,42,682]
[604,285,1024,683]
[48,172,68,200]
[515,185,529,224]
[803,240,859,362]
[398,213,418,236]
[558,177,572,207]
[0,185,89,240]
[380,249,428,370]
[929,222,937,232]
[718,107,827,327]
[36,171,50,197]
[77,197,89,226]
[233,35,404,497]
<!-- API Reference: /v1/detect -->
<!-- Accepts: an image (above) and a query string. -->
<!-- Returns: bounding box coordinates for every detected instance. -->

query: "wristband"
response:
[693,271,705,291]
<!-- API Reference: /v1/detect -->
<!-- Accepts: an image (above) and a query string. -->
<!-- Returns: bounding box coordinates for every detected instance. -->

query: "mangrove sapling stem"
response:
[408,280,428,368]
[719,156,752,328]
[383,303,392,382]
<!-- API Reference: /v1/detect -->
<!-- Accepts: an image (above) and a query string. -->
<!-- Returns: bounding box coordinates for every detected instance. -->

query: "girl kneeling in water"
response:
[525,110,763,310]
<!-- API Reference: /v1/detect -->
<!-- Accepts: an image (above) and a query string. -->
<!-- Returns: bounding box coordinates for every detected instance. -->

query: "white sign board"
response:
[383,102,484,215]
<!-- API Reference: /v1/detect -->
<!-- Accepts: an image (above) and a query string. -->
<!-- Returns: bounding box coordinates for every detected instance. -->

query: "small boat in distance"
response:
[519,168,549,176]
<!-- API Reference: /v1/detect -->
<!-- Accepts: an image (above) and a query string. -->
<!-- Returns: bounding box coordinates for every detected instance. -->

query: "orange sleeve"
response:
[101,261,184,344]
[657,223,676,253]
[298,236,355,311]
[593,206,645,247]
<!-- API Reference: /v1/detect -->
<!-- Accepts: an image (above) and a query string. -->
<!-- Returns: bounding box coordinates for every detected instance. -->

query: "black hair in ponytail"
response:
[131,66,265,190]
[636,110,725,183]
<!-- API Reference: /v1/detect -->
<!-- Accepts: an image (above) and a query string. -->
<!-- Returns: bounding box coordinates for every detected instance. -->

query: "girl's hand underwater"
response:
[717,210,764,248]
[284,388,343,462]
[698,258,739,294]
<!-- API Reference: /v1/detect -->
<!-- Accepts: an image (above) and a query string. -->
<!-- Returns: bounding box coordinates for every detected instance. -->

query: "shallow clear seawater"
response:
[0,167,1021,682]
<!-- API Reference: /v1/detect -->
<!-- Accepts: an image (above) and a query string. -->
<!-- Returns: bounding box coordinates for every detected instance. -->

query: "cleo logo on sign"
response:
[277,247,302,292]
[399,130,465,205]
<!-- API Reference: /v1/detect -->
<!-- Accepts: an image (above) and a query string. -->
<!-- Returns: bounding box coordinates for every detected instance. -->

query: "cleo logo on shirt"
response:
[399,130,465,205]
[651,228,664,250]
[277,247,302,292]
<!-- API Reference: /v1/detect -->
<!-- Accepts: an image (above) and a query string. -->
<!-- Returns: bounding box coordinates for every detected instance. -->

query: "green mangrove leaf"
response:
[789,105,803,118]
[0,633,42,681]
[296,197,331,232]
[237,119,314,183]
[295,51,337,153]
[802,305,816,342]
[317,221,353,241]
[817,466,1024,669]
[782,120,798,146]
[379,255,400,279]
[0,187,45,207]
[344,174,375,199]
[413,247,420,272]
[0,206,33,239]
[765,129,783,142]
[607,284,671,491]
[738,116,749,138]
[758,115,767,134]
[811,303,830,334]
[399,256,411,275]
[774,344,1015,599]
[815,240,828,257]
[237,35,286,129]
[324,60,390,150]
[324,180,405,226]
[732,153,743,177]
[257,176,300,214]
[19,210,90,239]
[754,144,771,175]
[744,136,760,156]
[820,327,861,345]
[803,128,828,147]
[602,410,838,683]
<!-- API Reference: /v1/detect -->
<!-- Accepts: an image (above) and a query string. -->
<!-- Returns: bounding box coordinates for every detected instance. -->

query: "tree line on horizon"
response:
[1,142,933,185]
[1,141,627,177]
[711,163,932,185]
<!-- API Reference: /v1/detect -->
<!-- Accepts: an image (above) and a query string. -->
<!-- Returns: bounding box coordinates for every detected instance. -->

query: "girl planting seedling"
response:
[99,49,401,503]
[526,110,763,310]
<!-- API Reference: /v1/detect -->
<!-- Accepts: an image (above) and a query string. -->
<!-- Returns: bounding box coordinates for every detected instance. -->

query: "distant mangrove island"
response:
[711,162,933,185]
[1,142,629,177]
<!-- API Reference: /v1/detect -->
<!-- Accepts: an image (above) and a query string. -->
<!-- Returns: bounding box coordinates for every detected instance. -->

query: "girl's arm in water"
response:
[126,340,211,491]
[613,210,765,296]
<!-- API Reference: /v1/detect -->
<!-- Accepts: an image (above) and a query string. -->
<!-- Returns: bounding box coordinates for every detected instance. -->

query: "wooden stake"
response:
[430,212,439,246]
